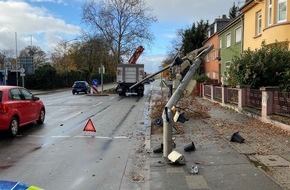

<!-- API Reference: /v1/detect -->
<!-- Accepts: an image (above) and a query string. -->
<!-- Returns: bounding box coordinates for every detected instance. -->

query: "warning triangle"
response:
[83,119,96,132]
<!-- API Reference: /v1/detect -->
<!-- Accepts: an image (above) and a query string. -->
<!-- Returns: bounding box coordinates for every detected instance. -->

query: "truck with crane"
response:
[116,46,145,96]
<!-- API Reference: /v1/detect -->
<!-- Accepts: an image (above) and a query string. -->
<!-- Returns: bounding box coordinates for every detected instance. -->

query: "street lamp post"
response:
[63,38,78,87]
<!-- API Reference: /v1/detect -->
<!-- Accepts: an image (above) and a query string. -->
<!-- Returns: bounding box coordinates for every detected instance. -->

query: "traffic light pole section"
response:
[162,44,214,159]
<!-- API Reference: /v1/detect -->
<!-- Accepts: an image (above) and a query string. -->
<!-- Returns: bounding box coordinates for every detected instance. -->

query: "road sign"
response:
[92,79,98,86]
[20,67,25,73]
[83,119,96,132]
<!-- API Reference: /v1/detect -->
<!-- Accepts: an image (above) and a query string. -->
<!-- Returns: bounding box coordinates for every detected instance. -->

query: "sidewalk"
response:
[148,95,290,190]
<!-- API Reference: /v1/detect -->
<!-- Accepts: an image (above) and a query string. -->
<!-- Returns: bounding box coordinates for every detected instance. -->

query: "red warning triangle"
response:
[83,119,96,132]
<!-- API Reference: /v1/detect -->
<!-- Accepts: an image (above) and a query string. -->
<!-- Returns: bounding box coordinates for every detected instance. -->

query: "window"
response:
[226,33,231,47]
[207,30,211,38]
[277,0,287,22]
[212,49,216,60]
[235,27,242,43]
[219,38,222,49]
[206,54,210,62]
[212,71,216,79]
[268,0,272,26]
[256,11,262,35]
[9,89,22,100]
[20,89,33,100]
[224,62,231,81]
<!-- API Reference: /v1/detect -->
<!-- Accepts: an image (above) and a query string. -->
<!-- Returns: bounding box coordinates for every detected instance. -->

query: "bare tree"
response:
[0,49,15,70]
[82,0,157,64]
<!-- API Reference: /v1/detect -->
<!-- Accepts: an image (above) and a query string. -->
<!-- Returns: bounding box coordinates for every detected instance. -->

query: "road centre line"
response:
[109,97,115,100]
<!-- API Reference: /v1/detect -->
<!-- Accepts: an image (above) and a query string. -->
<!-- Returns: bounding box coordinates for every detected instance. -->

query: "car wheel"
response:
[37,108,45,124]
[9,117,19,137]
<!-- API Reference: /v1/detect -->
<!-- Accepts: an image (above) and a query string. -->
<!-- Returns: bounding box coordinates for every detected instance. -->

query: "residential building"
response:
[203,15,230,84]
[240,0,290,50]
[218,14,244,85]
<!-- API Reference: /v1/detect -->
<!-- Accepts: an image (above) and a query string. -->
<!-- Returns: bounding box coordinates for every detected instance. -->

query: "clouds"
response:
[139,54,165,74]
[142,0,240,72]
[0,0,241,73]
[147,0,240,23]
[0,1,81,51]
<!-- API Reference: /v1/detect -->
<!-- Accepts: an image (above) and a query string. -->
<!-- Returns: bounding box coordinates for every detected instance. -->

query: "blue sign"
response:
[92,79,99,86]
[0,180,44,190]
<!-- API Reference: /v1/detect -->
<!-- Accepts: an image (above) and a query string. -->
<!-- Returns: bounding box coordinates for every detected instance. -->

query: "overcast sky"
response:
[0,0,241,73]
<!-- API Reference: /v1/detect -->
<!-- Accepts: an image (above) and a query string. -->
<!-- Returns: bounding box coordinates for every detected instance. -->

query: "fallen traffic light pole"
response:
[162,44,213,161]
[129,44,213,162]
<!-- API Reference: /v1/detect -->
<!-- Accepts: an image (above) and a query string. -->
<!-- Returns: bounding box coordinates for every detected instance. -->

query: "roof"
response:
[239,0,256,13]
[217,14,244,36]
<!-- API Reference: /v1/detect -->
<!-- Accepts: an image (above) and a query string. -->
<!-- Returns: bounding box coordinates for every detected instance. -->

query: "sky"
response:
[0,0,242,73]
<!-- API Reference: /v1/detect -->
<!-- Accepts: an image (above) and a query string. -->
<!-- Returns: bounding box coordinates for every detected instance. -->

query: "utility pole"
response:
[100,63,104,94]
[15,32,18,86]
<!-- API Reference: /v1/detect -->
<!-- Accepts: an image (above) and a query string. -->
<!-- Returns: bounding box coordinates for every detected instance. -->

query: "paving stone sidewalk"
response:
[148,95,290,190]
[198,97,290,190]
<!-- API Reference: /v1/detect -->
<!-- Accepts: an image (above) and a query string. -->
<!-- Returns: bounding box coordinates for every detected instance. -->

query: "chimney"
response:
[222,14,227,20]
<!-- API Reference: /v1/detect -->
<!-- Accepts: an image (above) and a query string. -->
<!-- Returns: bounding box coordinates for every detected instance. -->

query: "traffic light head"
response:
[173,111,188,123]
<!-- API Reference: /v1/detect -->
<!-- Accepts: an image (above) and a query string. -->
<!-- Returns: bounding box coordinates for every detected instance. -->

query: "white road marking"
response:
[62,112,82,121]
[51,135,70,138]
[114,136,129,139]
[28,135,45,138]
[94,136,112,139]
[109,97,115,100]
[93,102,103,107]
[25,135,129,139]
[74,135,93,138]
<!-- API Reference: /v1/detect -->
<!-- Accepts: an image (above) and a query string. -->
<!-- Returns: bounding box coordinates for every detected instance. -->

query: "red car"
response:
[0,86,45,136]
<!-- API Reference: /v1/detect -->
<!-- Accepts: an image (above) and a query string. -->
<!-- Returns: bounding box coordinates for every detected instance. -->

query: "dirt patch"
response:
[150,93,210,135]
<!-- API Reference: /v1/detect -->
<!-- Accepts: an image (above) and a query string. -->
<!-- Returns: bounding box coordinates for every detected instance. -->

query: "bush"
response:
[25,64,116,90]
[228,41,290,91]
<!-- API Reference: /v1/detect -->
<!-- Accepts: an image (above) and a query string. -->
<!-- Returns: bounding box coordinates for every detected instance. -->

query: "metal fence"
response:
[213,86,222,102]
[227,88,238,105]
[204,85,211,99]
[273,91,290,116]
[202,84,290,118]
[246,89,262,110]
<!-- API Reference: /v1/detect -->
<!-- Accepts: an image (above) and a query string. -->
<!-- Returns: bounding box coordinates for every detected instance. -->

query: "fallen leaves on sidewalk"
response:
[202,102,290,155]
[149,90,290,155]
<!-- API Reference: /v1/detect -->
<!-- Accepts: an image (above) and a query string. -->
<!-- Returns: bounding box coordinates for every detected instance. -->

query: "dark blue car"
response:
[72,81,91,94]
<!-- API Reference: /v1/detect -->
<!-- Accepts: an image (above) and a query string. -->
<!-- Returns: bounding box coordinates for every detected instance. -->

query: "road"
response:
[0,83,153,190]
